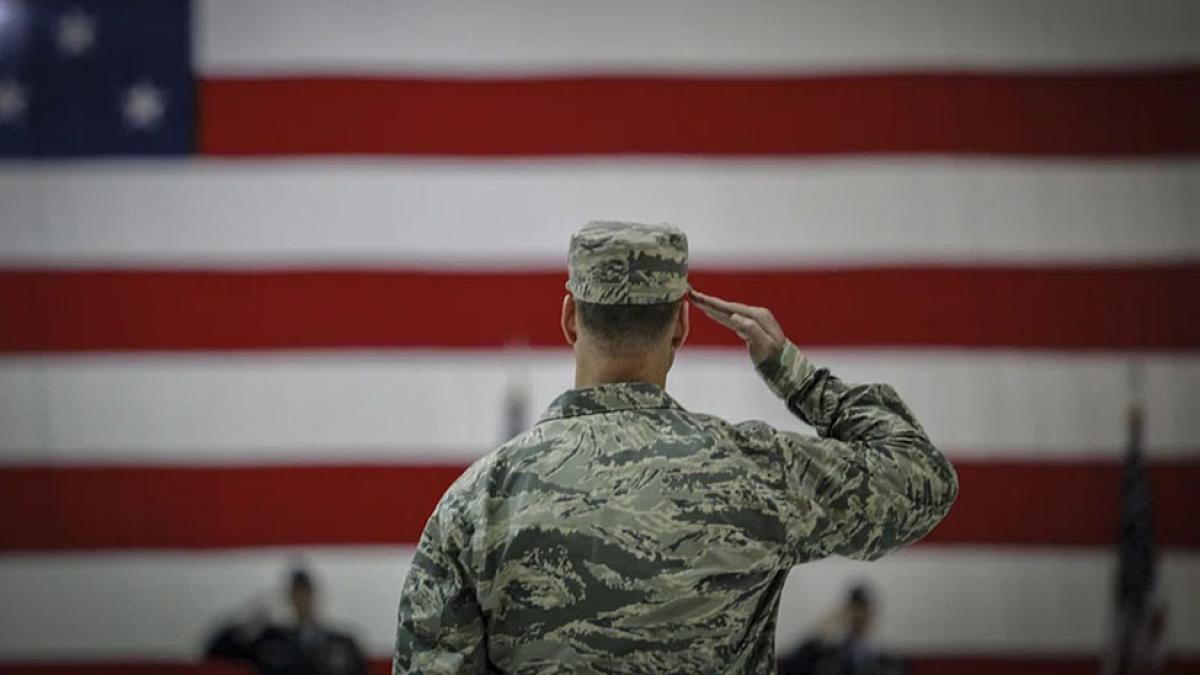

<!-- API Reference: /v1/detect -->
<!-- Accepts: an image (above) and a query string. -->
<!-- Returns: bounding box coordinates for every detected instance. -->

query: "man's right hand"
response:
[689,289,787,366]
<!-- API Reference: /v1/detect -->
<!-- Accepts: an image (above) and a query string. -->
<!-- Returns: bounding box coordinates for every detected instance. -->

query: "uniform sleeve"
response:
[753,341,959,564]
[394,493,488,674]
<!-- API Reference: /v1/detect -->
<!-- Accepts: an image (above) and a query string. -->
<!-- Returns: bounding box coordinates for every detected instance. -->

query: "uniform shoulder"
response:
[435,449,499,522]
[685,409,796,449]
[440,428,547,505]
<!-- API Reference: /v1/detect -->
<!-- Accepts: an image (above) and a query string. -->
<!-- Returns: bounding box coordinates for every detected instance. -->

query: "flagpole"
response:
[1102,359,1163,675]
[1126,361,1145,451]
[502,334,532,442]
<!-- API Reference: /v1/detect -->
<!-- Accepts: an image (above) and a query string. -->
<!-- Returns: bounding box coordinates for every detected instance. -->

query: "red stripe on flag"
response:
[924,460,1199,548]
[198,71,1200,157]
[0,464,463,551]
[0,460,1195,551]
[2,265,1196,352]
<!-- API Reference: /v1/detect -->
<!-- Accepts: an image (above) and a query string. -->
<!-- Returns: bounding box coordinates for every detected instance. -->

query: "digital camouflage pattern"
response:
[565,221,689,305]
[394,342,959,674]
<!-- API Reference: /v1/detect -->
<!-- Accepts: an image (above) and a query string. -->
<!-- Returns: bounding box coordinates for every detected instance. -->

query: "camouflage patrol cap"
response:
[566,220,689,305]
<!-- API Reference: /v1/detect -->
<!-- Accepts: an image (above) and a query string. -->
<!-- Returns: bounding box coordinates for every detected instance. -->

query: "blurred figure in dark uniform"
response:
[205,567,367,675]
[778,584,909,675]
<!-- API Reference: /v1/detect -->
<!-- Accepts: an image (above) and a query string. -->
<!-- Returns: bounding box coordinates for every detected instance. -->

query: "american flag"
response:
[0,1,1198,673]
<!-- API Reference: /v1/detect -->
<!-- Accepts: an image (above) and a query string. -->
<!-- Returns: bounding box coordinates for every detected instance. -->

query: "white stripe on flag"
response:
[2,160,1196,267]
[0,548,1196,660]
[1,350,1196,463]
[196,0,1200,75]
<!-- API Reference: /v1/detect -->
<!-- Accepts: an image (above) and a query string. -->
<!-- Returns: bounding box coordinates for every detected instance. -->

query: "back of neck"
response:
[574,347,669,389]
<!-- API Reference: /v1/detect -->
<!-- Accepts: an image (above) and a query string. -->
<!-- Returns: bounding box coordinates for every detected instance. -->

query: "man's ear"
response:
[561,294,579,347]
[670,300,690,350]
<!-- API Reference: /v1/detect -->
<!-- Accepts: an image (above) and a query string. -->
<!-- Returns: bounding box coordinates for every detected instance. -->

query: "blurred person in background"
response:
[778,583,909,675]
[393,221,957,673]
[205,567,367,675]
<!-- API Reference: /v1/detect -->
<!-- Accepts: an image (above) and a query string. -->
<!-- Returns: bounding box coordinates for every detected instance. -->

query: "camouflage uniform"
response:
[395,222,959,674]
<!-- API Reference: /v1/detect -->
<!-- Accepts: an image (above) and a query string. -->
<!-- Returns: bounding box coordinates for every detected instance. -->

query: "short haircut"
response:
[576,299,681,352]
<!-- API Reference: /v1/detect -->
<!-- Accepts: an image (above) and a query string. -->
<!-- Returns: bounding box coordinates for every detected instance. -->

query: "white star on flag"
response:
[121,81,166,130]
[0,78,27,124]
[56,8,97,58]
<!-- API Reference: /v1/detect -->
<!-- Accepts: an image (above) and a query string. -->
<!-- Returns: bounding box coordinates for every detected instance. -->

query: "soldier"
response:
[207,567,367,675]
[394,221,959,674]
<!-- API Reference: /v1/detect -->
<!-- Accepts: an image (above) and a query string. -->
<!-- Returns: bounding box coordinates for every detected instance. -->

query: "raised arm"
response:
[691,290,958,563]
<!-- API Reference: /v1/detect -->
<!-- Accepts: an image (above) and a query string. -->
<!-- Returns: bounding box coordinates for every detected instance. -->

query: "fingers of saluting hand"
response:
[691,294,733,321]
[689,288,788,365]
[699,305,751,338]
[692,298,752,337]
[691,289,767,321]
[689,289,785,342]
[729,312,773,345]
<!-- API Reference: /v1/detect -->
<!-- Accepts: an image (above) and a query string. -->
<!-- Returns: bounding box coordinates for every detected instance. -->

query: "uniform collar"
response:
[537,381,684,423]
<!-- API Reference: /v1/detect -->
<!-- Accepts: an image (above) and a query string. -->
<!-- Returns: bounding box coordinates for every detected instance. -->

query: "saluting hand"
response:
[689,289,787,365]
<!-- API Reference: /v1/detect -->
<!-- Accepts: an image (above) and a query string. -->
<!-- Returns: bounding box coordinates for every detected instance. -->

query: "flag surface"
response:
[1,0,1198,672]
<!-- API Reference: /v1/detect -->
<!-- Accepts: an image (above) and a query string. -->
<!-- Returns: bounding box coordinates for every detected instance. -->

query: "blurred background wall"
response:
[0,0,1197,673]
